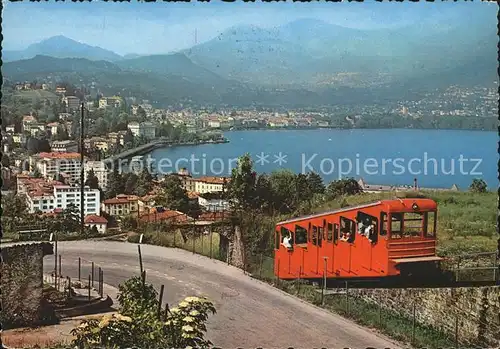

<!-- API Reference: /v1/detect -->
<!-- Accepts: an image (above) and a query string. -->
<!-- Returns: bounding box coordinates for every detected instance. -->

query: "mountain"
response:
[116,53,231,87]
[184,16,497,87]
[2,55,121,79]
[2,36,123,62]
[2,55,412,108]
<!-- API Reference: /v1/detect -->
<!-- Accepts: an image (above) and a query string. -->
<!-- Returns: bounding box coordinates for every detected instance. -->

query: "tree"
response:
[54,124,70,141]
[71,276,216,349]
[227,154,257,211]
[106,168,125,198]
[1,153,11,168]
[326,178,363,199]
[469,179,487,193]
[124,173,138,195]
[85,169,100,190]
[123,128,134,145]
[1,193,29,234]
[254,173,273,212]
[269,170,297,213]
[136,168,153,197]
[62,203,81,233]
[306,172,325,195]
[155,175,190,213]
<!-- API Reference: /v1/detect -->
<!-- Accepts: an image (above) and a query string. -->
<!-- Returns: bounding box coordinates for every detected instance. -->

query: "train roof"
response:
[276,198,437,225]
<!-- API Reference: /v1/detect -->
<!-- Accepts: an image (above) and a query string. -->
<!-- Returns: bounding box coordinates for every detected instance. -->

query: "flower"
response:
[116,314,132,322]
[178,301,189,308]
[184,296,200,303]
[182,332,194,339]
[170,307,180,313]
[189,310,199,316]
[183,316,194,323]
[182,325,194,332]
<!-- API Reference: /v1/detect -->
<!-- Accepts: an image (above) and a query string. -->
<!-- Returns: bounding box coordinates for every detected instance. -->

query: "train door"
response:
[325,220,339,275]
[307,222,321,276]
[294,224,308,278]
[339,216,356,275]
[356,211,379,271]
[280,226,294,277]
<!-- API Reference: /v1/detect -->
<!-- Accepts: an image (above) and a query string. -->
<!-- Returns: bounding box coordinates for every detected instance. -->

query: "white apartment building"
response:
[84,160,109,190]
[33,152,82,183]
[194,177,228,194]
[26,184,100,216]
[127,122,156,140]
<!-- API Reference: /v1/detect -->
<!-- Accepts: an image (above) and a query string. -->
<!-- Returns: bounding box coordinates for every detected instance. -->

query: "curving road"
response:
[43,241,401,348]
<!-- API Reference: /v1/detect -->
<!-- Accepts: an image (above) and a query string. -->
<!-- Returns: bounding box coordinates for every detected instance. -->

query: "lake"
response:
[148,129,498,189]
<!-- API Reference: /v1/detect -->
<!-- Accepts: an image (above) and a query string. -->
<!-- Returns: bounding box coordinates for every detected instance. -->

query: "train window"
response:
[327,223,333,242]
[312,226,318,245]
[380,212,388,236]
[334,223,339,243]
[275,230,280,250]
[390,213,403,239]
[404,212,424,238]
[318,226,323,247]
[340,216,355,243]
[356,211,378,243]
[281,226,294,246]
[425,212,436,238]
[295,225,308,244]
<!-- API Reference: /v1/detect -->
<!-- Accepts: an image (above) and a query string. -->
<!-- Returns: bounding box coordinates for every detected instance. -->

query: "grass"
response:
[13,89,59,102]
[272,280,464,349]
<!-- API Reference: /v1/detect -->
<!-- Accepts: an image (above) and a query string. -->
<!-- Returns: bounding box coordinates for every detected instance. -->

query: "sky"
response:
[2,1,495,56]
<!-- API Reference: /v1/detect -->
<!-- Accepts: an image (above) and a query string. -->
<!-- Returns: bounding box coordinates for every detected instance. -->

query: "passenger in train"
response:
[282,233,292,249]
[340,231,351,242]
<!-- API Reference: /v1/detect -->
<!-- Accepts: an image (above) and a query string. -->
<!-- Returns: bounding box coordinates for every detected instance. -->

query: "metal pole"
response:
[455,315,459,348]
[58,255,62,278]
[210,229,213,259]
[98,267,102,295]
[88,275,91,301]
[138,244,143,275]
[78,257,81,281]
[54,238,58,288]
[322,257,328,306]
[158,285,165,319]
[67,277,71,299]
[91,262,94,288]
[80,102,85,236]
[192,231,195,254]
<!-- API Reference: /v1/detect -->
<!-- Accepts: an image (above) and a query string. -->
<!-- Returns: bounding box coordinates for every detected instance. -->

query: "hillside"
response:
[115,53,231,86]
[184,16,497,87]
[2,36,123,62]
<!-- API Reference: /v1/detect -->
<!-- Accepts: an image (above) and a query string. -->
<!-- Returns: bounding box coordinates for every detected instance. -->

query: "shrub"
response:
[71,276,216,349]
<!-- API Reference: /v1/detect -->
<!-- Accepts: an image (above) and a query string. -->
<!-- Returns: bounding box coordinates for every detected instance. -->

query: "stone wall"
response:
[1,242,53,329]
[350,286,500,346]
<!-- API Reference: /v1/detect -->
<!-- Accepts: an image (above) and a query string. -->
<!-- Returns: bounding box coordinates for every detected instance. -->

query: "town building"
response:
[50,140,79,153]
[84,160,109,190]
[99,96,123,109]
[102,194,139,218]
[194,176,228,194]
[17,176,100,215]
[127,122,156,140]
[32,152,82,184]
[62,96,81,112]
[46,122,60,136]
[84,215,108,234]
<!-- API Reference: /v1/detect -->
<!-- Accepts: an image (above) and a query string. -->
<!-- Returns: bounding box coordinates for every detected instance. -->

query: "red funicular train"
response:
[274,198,443,281]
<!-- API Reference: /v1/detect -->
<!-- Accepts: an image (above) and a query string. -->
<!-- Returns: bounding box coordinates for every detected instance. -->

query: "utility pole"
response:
[80,102,85,236]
